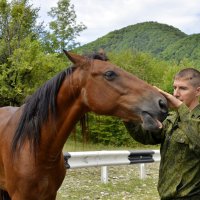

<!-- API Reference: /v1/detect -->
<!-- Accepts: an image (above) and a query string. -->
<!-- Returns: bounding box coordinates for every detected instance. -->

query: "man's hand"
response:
[154,86,182,109]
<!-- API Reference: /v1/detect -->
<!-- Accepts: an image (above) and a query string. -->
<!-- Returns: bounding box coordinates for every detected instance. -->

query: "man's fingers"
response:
[153,86,170,98]
[153,86,182,109]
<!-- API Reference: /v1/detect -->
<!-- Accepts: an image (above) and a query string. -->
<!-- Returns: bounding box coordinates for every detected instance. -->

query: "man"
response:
[124,68,200,200]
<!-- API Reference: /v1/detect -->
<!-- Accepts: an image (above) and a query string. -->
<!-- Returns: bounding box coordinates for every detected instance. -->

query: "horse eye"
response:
[104,71,117,81]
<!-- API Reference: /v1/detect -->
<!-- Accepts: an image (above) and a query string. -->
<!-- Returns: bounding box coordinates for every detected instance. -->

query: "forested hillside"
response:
[78,22,200,65]
[161,34,200,65]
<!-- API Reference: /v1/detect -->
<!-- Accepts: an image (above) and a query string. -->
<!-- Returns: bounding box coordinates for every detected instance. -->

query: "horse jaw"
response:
[141,111,163,131]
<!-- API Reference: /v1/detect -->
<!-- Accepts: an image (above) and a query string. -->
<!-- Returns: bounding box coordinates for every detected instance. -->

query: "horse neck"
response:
[41,73,88,155]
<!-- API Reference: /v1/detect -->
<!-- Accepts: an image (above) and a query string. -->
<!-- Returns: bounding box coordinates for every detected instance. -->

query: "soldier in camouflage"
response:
[124,68,200,200]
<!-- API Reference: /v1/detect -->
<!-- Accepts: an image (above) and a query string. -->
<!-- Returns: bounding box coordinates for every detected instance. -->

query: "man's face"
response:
[173,78,200,109]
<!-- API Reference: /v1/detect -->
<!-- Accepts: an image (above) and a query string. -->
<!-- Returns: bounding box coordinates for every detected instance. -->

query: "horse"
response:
[0,50,168,200]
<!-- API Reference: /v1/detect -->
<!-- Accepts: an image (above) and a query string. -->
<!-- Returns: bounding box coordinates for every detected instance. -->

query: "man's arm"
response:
[124,120,163,145]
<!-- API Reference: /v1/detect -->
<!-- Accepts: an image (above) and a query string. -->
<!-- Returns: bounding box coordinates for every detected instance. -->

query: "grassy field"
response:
[63,140,159,152]
[56,140,160,200]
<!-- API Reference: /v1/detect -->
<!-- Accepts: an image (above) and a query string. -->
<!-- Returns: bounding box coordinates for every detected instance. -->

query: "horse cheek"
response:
[81,88,89,107]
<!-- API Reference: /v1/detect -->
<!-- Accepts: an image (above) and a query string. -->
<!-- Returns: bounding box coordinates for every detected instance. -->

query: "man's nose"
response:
[173,89,179,97]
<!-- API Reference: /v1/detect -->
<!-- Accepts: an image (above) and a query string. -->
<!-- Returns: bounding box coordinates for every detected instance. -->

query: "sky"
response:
[32,0,200,45]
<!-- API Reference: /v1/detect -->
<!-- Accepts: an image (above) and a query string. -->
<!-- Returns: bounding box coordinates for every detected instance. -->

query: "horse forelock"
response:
[85,52,109,61]
[12,67,76,154]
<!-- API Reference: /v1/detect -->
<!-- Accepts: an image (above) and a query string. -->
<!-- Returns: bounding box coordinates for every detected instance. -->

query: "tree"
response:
[0,37,67,106]
[0,0,67,106]
[0,0,41,64]
[47,0,86,52]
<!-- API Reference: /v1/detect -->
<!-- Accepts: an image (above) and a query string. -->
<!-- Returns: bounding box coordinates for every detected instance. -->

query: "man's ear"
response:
[196,86,200,97]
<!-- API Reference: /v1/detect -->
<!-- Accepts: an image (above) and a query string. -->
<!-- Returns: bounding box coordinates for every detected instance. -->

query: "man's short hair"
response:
[174,68,200,87]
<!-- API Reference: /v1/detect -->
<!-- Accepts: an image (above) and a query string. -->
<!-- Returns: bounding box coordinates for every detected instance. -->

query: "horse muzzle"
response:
[139,96,168,131]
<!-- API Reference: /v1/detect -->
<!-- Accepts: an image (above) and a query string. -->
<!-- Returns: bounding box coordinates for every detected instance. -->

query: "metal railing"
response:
[64,150,160,183]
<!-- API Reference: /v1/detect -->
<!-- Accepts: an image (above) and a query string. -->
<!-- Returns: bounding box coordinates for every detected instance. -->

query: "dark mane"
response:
[12,67,75,153]
[12,52,109,154]
[85,51,109,61]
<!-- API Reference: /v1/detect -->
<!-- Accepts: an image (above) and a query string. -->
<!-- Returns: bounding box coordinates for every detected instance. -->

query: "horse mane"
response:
[12,51,108,154]
[12,67,75,153]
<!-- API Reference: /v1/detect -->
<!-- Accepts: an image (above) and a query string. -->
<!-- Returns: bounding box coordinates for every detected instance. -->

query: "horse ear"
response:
[63,49,85,64]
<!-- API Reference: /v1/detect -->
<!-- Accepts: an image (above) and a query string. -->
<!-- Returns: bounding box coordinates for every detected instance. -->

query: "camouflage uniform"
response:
[125,104,200,200]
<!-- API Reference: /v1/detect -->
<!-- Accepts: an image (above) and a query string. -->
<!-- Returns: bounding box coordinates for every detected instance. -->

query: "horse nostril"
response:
[159,99,168,114]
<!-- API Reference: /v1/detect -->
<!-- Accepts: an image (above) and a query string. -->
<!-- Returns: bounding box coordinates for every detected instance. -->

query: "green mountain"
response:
[78,22,200,64]
[161,34,200,63]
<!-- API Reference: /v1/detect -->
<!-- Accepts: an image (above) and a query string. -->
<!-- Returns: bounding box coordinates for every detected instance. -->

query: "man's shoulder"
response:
[192,104,200,118]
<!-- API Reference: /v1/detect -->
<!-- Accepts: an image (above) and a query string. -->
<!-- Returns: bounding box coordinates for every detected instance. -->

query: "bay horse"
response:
[0,50,168,200]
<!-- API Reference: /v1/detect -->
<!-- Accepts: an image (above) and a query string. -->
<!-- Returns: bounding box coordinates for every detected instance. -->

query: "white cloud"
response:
[32,0,200,44]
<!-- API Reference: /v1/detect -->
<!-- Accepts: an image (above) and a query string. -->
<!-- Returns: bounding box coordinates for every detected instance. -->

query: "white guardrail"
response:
[64,150,160,183]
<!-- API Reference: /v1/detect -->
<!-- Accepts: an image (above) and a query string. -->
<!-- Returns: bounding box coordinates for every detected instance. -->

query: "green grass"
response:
[57,163,160,200]
[63,139,159,152]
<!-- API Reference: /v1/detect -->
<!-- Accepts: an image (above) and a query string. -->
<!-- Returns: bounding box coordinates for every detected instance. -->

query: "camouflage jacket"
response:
[125,104,200,200]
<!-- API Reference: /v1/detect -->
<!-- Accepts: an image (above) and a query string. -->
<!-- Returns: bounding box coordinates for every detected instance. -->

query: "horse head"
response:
[63,50,168,131]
